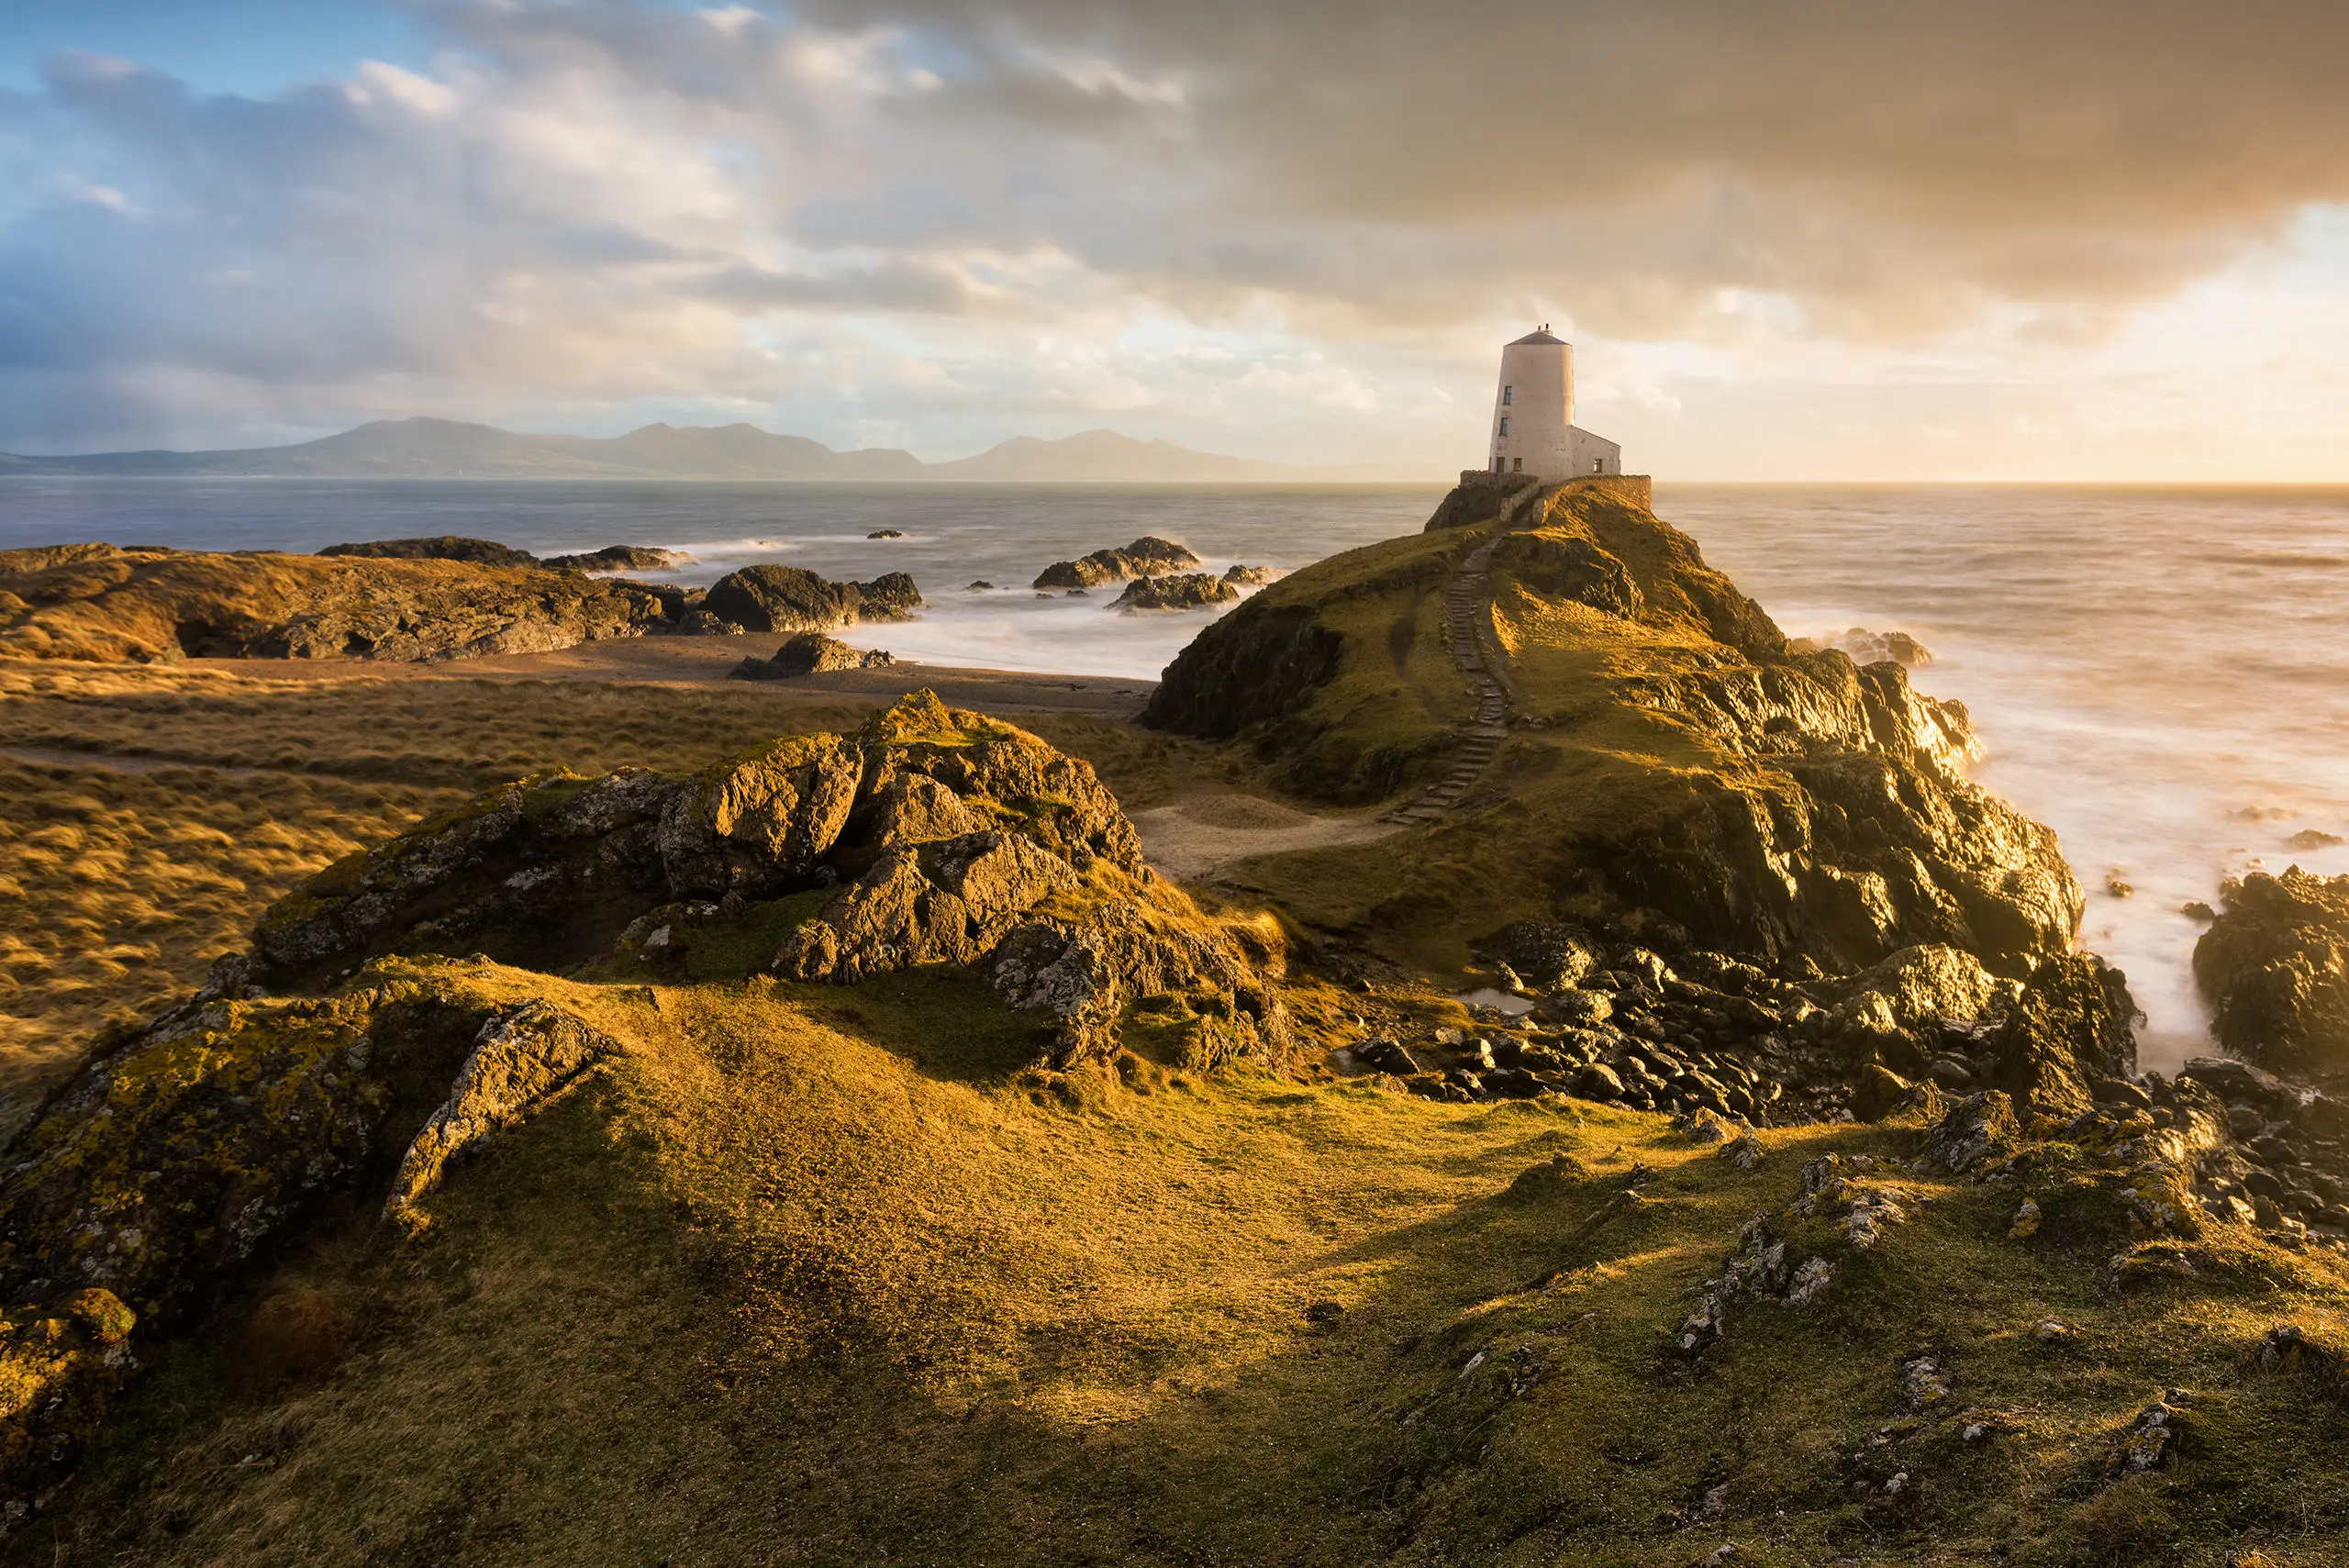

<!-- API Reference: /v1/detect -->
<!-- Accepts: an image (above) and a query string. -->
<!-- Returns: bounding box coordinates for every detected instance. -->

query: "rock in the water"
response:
[1032,537,1201,590]
[2193,868,2349,1073]
[1222,564,1277,585]
[703,563,923,633]
[965,580,996,592]
[729,632,895,680]
[319,535,537,566]
[867,528,905,539]
[1111,573,1240,612]
[1791,627,1934,667]
[541,544,691,572]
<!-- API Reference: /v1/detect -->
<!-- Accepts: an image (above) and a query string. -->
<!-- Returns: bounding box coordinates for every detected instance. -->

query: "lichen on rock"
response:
[384,999,622,1231]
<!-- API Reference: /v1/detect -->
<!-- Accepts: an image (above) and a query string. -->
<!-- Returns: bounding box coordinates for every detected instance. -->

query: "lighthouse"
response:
[1486,326,1621,481]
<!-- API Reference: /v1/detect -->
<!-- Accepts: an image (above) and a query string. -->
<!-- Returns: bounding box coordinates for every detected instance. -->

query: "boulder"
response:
[703,564,924,633]
[990,899,1291,1070]
[729,631,895,680]
[1111,573,1241,612]
[319,536,537,567]
[1222,564,1277,586]
[2193,869,2349,1073]
[385,1000,621,1229]
[1032,537,1201,590]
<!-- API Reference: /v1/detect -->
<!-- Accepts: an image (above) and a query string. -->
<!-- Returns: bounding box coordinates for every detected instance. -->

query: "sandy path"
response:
[1132,794,1396,881]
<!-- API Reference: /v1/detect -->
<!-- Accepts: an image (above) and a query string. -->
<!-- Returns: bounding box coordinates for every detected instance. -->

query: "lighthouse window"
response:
[1512,458,1522,473]
[1498,417,1509,436]
[1502,386,1512,405]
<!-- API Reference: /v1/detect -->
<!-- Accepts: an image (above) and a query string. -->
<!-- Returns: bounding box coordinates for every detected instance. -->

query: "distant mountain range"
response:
[0,417,1385,483]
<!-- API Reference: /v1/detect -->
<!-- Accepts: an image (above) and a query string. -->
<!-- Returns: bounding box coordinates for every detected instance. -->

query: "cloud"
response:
[1,0,2346,473]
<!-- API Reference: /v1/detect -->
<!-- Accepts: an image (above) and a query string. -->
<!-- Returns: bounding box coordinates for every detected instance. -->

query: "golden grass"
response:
[0,757,458,1118]
[27,963,2349,1566]
[0,660,1219,806]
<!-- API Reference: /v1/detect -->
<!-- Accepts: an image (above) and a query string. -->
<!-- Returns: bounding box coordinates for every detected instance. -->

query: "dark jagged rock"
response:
[1980,955,2138,1119]
[2193,868,2349,1074]
[318,536,537,566]
[729,632,895,680]
[0,543,676,663]
[703,564,923,633]
[1222,564,1277,586]
[1032,537,1201,590]
[867,529,905,539]
[540,544,690,572]
[1111,573,1240,612]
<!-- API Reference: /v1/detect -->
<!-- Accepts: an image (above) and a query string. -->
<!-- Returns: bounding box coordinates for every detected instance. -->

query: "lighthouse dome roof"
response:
[1508,328,1565,346]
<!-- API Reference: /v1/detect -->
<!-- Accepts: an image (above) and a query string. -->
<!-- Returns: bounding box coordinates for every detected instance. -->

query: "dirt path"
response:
[1132,795,1396,881]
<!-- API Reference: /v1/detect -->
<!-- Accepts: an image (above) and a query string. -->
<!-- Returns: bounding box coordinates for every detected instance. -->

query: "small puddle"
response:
[1453,988,1536,1017]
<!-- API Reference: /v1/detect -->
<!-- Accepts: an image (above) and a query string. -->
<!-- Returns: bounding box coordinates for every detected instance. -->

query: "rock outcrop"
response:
[0,543,680,663]
[729,632,895,680]
[1032,537,1200,591]
[702,564,923,633]
[319,536,539,567]
[2194,868,2349,1075]
[384,999,623,1230]
[1111,573,1240,612]
[541,545,691,573]
[249,733,864,984]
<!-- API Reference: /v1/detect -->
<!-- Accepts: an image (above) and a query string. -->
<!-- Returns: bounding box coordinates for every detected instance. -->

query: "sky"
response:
[5,0,2349,479]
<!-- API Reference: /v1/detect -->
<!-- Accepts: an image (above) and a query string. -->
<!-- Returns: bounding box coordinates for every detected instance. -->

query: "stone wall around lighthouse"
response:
[1486,327,1623,481]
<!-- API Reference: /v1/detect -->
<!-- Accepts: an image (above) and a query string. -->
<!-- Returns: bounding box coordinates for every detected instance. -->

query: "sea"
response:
[4,475,2345,1071]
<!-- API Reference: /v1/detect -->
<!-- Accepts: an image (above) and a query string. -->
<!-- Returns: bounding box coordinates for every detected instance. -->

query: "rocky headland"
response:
[0,543,911,664]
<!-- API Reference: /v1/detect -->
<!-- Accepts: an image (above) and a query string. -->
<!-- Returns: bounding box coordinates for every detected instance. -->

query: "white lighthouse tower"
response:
[1486,326,1620,481]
